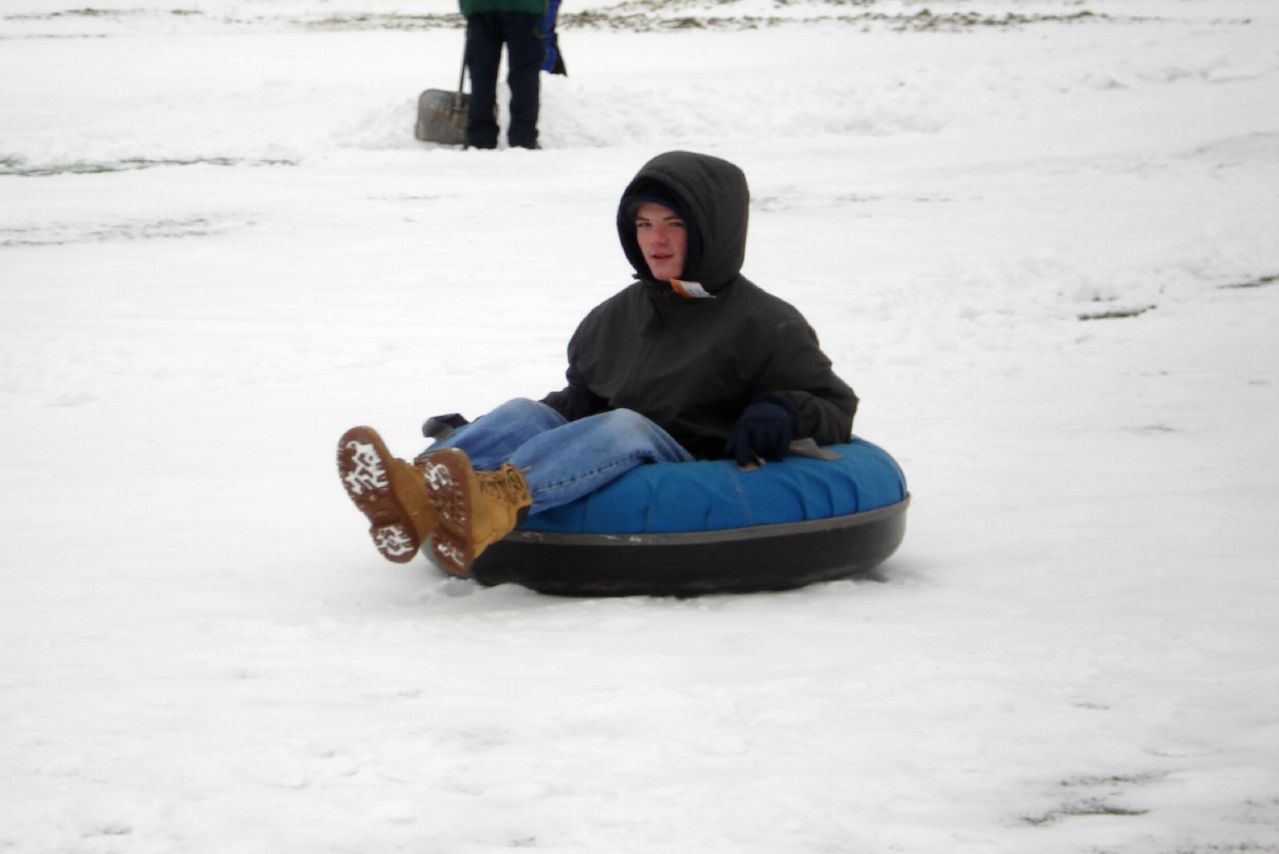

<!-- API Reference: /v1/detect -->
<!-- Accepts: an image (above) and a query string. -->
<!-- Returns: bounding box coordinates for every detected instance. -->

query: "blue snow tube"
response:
[465,438,910,596]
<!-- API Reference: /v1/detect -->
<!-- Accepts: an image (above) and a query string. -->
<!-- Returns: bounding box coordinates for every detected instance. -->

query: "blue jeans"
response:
[430,398,693,514]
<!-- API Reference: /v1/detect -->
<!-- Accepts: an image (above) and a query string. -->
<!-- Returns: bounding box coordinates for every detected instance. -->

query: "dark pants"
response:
[464,11,542,149]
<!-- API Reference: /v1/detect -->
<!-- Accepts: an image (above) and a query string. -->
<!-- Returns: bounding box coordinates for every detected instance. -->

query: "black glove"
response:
[725,397,796,467]
[421,412,469,441]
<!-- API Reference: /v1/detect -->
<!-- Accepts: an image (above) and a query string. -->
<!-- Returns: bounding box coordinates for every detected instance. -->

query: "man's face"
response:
[635,202,687,282]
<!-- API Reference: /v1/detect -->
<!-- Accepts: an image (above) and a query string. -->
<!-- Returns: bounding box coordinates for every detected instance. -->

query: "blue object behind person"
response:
[540,0,566,75]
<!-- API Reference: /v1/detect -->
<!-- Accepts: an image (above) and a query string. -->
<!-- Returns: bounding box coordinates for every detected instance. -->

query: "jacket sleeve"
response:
[541,371,608,422]
[761,319,857,445]
[540,299,617,422]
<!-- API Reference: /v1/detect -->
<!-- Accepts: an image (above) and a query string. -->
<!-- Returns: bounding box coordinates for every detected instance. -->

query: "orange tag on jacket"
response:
[669,279,714,299]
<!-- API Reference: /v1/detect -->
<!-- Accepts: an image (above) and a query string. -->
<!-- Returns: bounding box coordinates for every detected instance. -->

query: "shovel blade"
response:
[415,88,468,146]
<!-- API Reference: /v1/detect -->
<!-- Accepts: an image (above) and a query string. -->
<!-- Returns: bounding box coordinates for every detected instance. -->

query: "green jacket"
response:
[459,0,545,15]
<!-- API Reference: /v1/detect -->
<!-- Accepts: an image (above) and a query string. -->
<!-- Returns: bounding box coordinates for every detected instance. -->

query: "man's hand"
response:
[725,397,796,467]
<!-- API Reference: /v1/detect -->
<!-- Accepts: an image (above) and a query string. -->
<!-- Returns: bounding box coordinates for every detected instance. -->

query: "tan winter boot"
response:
[417,448,532,576]
[337,426,440,563]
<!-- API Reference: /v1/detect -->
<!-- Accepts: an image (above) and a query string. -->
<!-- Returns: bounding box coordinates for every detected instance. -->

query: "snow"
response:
[2,0,1278,850]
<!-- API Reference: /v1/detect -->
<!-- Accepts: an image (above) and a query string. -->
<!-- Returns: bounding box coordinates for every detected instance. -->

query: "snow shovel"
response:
[415,46,468,146]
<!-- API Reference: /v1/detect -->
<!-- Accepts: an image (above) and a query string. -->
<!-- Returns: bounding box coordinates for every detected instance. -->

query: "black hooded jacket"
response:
[541,151,857,459]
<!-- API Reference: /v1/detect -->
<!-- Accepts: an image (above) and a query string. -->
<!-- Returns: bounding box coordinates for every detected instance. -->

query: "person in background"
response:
[337,151,856,574]
[460,0,543,149]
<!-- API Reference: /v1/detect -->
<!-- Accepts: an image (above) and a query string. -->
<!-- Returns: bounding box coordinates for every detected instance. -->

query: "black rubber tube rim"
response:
[465,496,911,597]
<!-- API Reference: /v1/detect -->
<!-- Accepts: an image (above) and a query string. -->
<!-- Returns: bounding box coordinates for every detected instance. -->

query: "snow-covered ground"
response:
[2,0,1278,850]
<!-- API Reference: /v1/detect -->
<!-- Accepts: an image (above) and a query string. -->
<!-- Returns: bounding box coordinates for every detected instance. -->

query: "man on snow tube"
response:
[336,150,857,577]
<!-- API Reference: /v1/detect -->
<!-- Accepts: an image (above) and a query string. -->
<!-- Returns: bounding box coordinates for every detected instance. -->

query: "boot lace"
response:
[479,465,530,503]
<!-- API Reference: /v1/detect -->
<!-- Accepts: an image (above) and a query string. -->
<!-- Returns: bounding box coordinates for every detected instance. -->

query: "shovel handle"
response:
[457,23,468,94]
